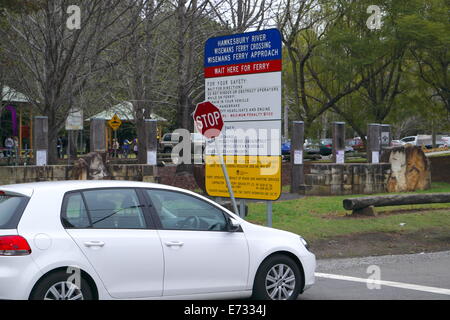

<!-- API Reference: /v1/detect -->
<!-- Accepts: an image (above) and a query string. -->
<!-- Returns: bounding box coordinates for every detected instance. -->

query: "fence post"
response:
[90,118,106,153]
[290,121,304,193]
[368,123,381,163]
[33,116,48,166]
[332,122,346,163]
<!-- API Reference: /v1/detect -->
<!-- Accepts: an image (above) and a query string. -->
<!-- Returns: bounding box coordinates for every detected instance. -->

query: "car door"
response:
[61,188,164,299]
[144,189,250,297]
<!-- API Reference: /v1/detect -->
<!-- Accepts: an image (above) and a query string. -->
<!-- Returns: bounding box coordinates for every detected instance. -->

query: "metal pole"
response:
[267,201,273,227]
[215,138,239,215]
[114,130,118,158]
[239,199,246,218]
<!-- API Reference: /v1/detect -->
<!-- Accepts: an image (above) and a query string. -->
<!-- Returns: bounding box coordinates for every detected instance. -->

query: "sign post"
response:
[204,29,282,226]
[193,101,239,215]
[108,113,122,158]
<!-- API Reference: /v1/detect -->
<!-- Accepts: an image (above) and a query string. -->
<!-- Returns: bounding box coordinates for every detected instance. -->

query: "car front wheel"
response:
[253,254,303,300]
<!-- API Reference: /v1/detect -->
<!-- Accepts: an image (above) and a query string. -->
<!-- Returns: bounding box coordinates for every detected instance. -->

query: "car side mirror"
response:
[227,217,241,232]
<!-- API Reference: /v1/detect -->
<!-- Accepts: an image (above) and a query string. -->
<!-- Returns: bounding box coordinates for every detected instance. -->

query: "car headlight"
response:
[299,236,310,250]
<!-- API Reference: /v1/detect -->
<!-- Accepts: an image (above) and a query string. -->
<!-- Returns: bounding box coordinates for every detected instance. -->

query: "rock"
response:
[384,146,431,192]
[72,152,111,180]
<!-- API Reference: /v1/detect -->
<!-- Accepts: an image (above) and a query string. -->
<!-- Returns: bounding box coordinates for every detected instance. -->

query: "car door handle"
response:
[84,241,105,248]
[164,241,184,247]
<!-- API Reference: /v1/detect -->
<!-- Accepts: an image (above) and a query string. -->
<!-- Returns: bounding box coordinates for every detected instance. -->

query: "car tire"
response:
[252,254,303,300]
[30,270,94,300]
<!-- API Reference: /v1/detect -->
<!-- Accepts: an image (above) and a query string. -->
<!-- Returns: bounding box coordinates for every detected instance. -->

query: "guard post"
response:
[332,122,346,164]
[291,121,304,193]
[90,118,106,153]
[145,119,158,181]
[368,123,381,163]
[33,116,48,166]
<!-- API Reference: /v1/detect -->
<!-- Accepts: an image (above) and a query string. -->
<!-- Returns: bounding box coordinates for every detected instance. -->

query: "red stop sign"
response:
[193,101,224,139]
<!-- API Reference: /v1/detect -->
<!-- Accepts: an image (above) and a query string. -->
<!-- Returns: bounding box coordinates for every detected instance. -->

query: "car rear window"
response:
[0,194,29,229]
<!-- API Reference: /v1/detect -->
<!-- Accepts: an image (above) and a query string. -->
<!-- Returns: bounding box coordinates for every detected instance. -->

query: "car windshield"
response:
[0,194,28,229]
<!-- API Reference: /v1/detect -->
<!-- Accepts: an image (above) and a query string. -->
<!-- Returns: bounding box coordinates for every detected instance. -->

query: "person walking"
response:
[13,136,19,160]
[57,137,63,159]
[4,136,14,158]
[112,138,120,158]
[133,138,138,157]
[122,138,131,158]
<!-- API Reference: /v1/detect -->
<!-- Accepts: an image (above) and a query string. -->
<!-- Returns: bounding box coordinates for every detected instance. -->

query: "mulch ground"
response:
[310,228,450,259]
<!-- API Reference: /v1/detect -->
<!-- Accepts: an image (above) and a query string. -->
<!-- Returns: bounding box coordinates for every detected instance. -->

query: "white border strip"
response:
[315,273,450,296]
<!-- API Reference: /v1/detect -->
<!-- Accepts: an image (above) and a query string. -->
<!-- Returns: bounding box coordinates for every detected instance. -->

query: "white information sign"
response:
[147,150,157,165]
[205,72,281,122]
[372,151,380,164]
[36,150,47,166]
[65,108,83,131]
[294,150,303,165]
[336,150,345,164]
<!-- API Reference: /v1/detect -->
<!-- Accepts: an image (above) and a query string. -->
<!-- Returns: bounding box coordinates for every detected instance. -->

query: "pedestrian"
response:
[112,138,120,158]
[13,136,19,158]
[133,138,138,157]
[122,138,131,158]
[4,136,14,158]
[57,137,63,159]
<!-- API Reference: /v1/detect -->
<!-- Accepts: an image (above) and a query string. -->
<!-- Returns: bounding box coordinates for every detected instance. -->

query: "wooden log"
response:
[343,193,450,211]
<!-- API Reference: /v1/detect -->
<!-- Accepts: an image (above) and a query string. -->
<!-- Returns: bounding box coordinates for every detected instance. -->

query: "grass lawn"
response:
[246,182,450,241]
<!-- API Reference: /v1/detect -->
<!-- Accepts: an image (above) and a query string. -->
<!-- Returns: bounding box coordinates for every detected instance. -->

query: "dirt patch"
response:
[310,228,450,259]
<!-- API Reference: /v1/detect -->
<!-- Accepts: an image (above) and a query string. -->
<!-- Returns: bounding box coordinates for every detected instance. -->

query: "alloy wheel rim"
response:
[44,281,84,300]
[265,264,296,300]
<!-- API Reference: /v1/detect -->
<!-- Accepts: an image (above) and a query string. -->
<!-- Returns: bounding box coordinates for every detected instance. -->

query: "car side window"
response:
[61,193,91,229]
[82,189,146,229]
[146,189,228,231]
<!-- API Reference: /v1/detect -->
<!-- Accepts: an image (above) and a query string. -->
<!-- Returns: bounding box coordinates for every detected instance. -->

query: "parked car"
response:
[281,139,291,156]
[399,136,418,146]
[391,139,403,147]
[0,180,316,300]
[159,132,179,154]
[398,135,447,149]
[442,137,450,147]
[159,132,206,154]
[304,139,320,155]
[319,138,333,156]
[346,137,365,152]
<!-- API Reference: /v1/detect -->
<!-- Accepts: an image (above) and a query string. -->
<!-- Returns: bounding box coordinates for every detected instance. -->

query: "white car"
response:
[0,180,315,300]
[399,136,418,146]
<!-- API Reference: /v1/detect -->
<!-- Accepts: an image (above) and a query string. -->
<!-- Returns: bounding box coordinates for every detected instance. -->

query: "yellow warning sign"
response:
[205,155,281,201]
[108,114,122,131]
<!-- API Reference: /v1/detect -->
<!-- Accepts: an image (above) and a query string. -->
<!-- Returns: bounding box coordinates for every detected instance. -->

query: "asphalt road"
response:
[300,251,450,300]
